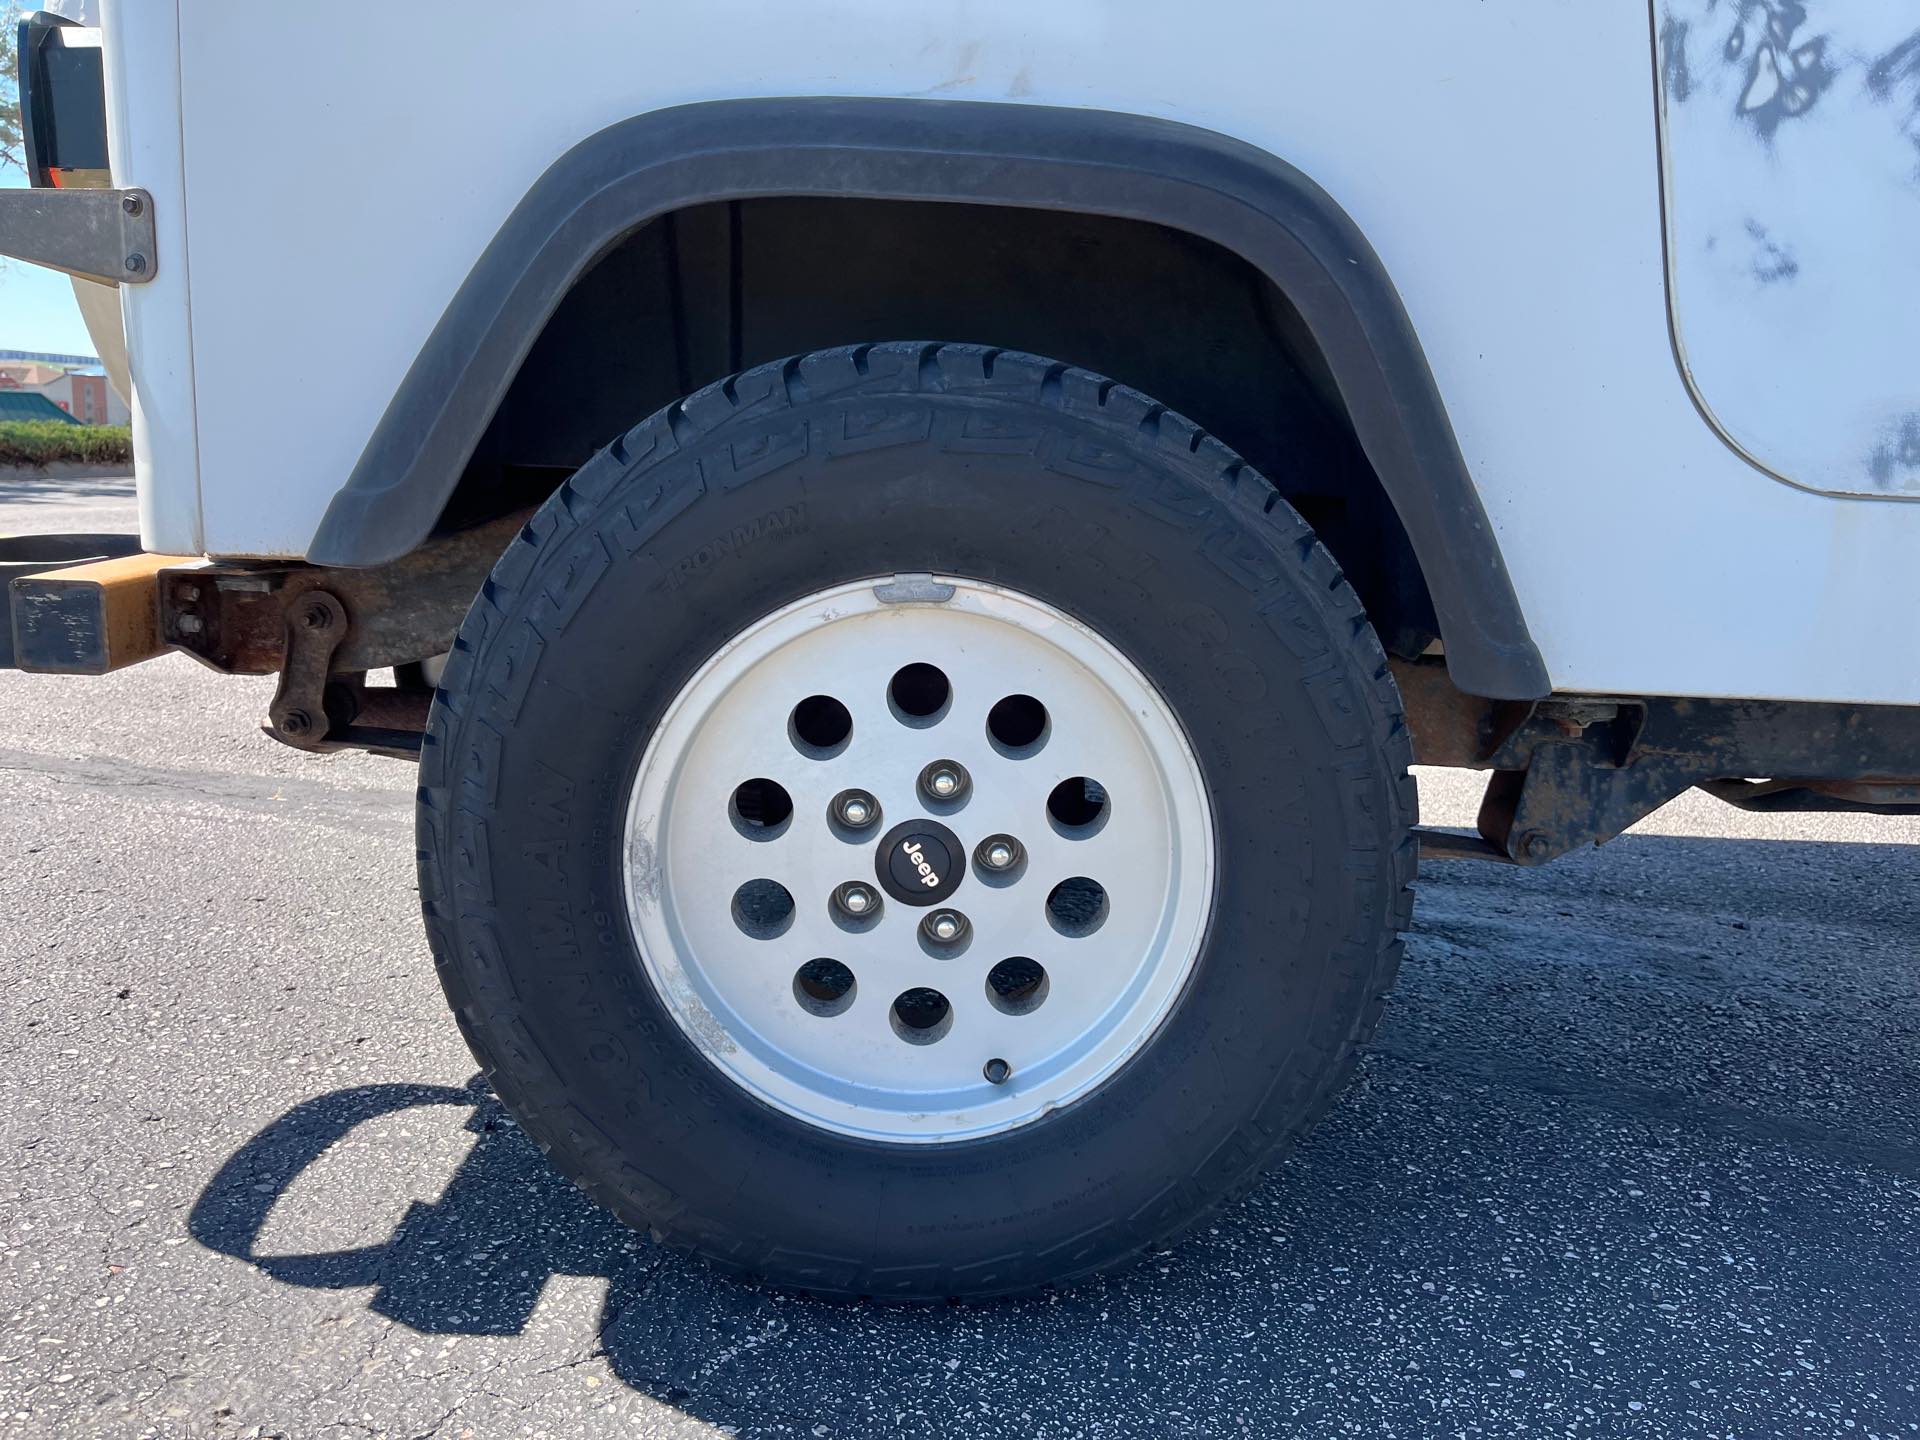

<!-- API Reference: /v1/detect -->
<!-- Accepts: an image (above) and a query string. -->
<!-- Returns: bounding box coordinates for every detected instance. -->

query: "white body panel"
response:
[100,0,201,555]
[102,1,1920,705]
[1656,2,1920,496]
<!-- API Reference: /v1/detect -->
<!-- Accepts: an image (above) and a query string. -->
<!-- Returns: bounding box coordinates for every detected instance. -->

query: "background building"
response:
[0,356,128,424]
[0,390,81,425]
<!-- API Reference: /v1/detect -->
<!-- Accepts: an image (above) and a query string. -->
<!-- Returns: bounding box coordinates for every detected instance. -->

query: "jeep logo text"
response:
[901,840,942,888]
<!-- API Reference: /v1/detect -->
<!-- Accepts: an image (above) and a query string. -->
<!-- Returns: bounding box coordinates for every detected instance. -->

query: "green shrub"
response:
[0,422,134,469]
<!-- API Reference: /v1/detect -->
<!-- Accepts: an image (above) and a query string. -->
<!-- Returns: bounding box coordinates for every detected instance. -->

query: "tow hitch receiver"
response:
[5,512,525,758]
[3,537,183,674]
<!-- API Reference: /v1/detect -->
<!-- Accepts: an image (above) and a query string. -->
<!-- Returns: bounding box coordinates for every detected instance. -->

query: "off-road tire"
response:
[417,342,1416,1300]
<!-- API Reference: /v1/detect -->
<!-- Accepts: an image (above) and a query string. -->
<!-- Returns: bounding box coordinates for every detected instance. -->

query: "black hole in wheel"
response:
[1046,776,1108,837]
[890,986,953,1044]
[729,777,794,840]
[794,958,856,1017]
[887,663,951,726]
[789,695,853,758]
[731,878,796,940]
[986,693,1049,755]
[986,957,1049,1015]
[1045,876,1109,938]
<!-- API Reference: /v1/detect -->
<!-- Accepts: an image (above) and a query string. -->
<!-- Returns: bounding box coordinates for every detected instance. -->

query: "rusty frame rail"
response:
[1393,658,1920,864]
[160,511,528,757]
[160,511,528,677]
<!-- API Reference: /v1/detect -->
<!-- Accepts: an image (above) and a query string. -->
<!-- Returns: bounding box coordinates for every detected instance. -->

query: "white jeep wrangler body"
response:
[5,1,1917,1297]
[84,0,1920,705]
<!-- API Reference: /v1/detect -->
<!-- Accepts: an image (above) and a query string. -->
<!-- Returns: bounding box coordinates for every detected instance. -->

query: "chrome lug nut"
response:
[918,760,970,804]
[916,907,971,957]
[833,788,880,830]
[831,880,883,930]
[978,834,1024,872]
[983,1057,1013,1085]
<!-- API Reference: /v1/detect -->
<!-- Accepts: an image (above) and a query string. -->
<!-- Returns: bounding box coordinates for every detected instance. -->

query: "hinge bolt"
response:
[121,195,144,217]
[124,253,146,275]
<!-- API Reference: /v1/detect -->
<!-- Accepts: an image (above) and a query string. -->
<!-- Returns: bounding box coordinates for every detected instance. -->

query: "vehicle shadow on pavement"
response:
[185,1076,635,1341]
[186,1070,1386,1413]
[193,1072,1169,1413]
[183,831,1920,1431]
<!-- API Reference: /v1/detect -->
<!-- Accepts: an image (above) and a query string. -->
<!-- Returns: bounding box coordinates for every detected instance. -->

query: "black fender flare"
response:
[309,98,1548,699]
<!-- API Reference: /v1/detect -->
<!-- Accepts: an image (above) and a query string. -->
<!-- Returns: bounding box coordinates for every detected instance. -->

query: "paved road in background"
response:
[4,475,1918,1439]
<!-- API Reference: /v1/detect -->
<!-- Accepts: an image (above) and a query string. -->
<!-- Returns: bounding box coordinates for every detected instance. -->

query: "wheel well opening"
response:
[444,197,1439,657]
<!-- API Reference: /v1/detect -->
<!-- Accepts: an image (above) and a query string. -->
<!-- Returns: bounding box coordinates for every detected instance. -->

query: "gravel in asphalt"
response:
[3,476,1917,1438]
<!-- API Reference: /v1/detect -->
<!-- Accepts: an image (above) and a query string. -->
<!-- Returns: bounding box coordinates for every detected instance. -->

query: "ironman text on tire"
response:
[417,342,1416,1299]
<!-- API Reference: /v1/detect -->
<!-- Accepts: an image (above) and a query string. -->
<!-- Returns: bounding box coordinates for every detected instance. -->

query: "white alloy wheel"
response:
[622,575,1215,1143]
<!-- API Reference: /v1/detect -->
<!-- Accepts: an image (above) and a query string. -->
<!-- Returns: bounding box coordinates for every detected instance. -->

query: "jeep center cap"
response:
[875,819,964,906]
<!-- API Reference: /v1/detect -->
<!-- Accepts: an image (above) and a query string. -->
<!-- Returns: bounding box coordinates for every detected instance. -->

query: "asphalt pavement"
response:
[3,474,1918,1439]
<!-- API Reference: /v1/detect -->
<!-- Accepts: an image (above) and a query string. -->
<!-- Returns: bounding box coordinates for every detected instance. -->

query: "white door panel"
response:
[1656,2,1920,496]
